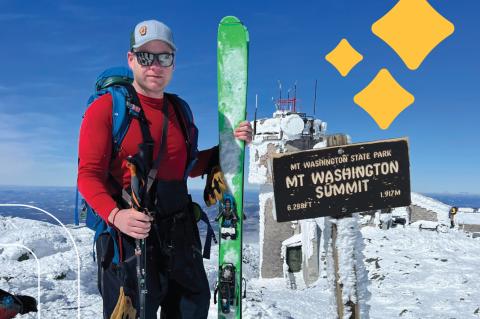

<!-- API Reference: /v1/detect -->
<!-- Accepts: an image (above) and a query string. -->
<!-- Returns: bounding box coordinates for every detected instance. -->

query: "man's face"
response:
[127,40,174,98]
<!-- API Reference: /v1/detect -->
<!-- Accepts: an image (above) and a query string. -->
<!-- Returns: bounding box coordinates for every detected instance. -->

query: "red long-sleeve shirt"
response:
[78,92,212,221]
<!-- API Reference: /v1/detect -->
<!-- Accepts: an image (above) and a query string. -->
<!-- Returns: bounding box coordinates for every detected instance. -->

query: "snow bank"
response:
[456,213,480,225]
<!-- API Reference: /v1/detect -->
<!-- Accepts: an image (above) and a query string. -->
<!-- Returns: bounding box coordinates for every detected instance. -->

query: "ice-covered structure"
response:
[248,102,349,287]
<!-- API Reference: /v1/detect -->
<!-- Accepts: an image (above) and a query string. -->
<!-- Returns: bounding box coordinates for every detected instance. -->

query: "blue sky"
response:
[0,0,478,194]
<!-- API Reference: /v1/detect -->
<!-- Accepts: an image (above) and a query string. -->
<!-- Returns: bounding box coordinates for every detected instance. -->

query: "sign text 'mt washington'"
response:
[272,138,411,222]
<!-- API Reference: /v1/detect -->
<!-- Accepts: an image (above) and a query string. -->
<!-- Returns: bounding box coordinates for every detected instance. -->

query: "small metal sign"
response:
[272,138,411,222]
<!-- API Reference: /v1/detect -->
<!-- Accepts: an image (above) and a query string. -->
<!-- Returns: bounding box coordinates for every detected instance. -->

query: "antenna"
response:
[278,80,282,102]
[272,96,277,110]
[254,94,258,137]
[287,88,291,111]
[313,79,318,116]
[294,81,297,113]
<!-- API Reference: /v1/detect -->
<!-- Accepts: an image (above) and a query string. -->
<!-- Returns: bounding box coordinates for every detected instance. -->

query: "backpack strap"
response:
[110,84,154,157]
[165,93,191,144]
[124,84,154,146]
[146,97,170,193]
[108,86,132,155]
[99,80,154,159]
[199,209,218,259]
[164,93,199,179]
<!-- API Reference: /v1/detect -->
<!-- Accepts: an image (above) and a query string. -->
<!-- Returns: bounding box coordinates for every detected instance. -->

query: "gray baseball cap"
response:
[130,20,176,51]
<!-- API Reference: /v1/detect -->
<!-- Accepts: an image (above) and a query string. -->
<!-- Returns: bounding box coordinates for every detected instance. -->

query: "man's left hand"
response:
[234,121,253,144]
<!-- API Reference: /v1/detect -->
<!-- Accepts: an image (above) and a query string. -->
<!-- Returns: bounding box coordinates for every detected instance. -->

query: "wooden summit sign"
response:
[272,138,411,222]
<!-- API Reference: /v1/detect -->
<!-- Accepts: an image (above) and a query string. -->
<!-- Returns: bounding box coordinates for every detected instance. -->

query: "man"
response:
[78,19,252,318]
[449,206,458,228]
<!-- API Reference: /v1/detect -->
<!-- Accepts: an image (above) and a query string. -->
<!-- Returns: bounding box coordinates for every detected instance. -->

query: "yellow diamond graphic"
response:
[354,69,414,129]
[325,38,363,77]
[372,0,455,70]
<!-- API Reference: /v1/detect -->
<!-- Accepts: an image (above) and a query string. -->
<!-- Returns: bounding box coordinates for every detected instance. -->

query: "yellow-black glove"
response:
[110,287,137,319]
[204,165,227,207]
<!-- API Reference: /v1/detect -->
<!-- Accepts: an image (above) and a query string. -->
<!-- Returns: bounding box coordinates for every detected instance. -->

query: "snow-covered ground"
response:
[1,215,480,318]
[362,226,480,319]
[0,217,102,318]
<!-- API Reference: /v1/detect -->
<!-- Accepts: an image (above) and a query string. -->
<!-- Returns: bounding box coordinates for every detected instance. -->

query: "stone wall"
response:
[459,224,480,233]
[260,194,295,278]
[410,205,438,223]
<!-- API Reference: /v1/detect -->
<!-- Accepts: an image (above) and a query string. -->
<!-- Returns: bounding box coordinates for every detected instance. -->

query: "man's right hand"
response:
[108,208,153,239]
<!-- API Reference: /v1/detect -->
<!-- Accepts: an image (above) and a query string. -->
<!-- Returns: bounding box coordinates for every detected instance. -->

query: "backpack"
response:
[76,66,216,264]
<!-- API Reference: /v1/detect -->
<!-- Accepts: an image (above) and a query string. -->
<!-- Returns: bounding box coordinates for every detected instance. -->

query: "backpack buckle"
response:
[126,100,141,117]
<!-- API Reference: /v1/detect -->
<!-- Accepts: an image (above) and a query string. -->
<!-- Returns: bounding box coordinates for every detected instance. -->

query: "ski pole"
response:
[126,159,147,319]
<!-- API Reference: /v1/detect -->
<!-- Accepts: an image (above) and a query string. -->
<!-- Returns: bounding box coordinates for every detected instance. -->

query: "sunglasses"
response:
[133,51,174,67]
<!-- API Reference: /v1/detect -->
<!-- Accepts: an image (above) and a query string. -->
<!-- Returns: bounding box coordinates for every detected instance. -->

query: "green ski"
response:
[214,16,249,319]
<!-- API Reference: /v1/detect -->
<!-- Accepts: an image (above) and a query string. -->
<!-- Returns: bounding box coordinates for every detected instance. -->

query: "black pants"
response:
[96,216,210,319]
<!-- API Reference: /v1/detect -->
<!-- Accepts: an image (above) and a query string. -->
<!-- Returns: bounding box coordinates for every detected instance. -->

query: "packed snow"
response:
[362,226,480,319]
[1,208,480,318]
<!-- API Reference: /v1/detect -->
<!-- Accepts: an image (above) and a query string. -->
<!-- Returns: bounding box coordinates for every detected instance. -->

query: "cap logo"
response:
[139,25,147,36]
